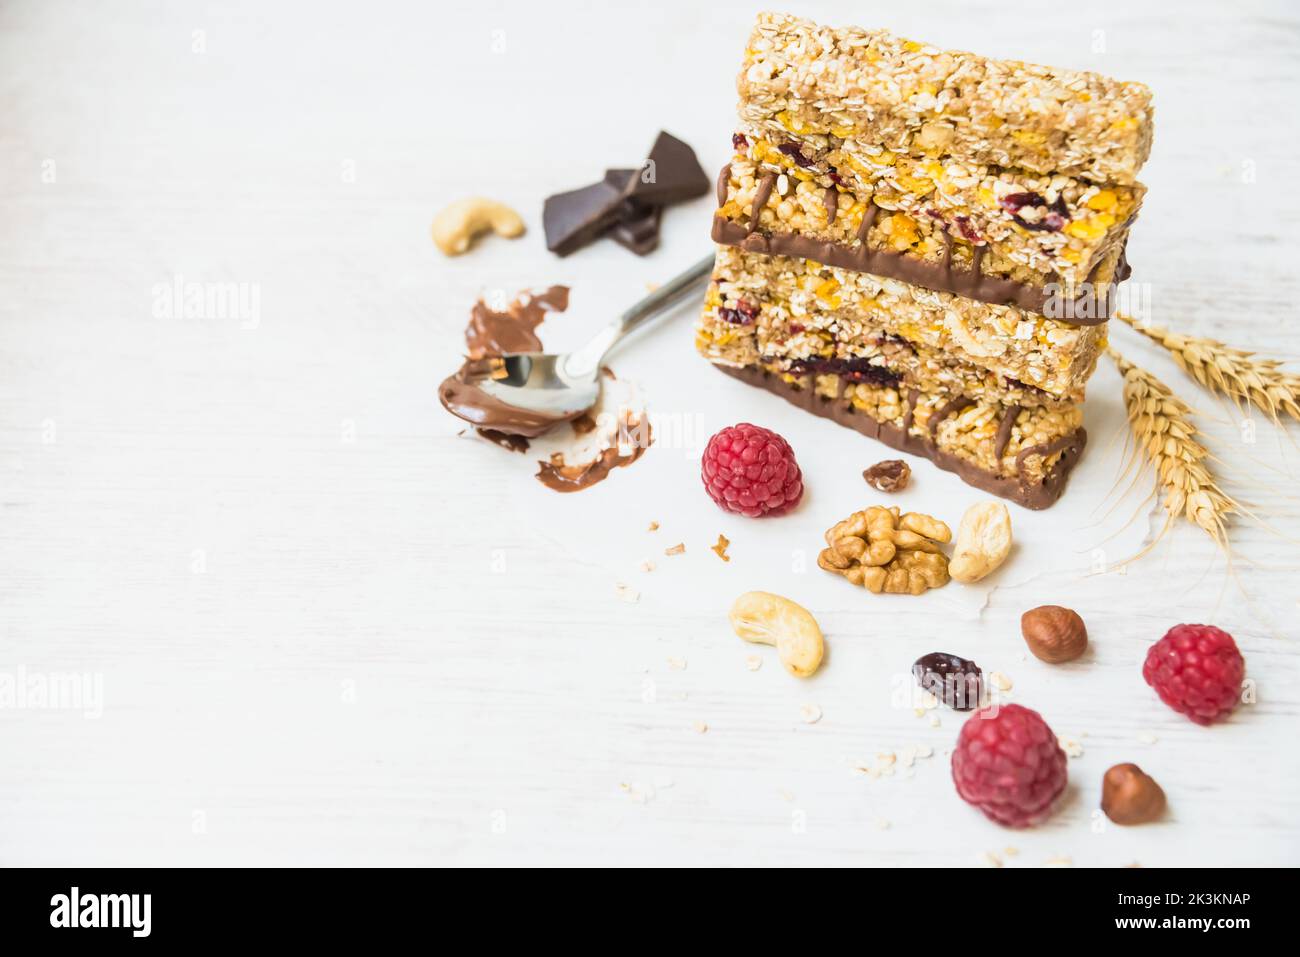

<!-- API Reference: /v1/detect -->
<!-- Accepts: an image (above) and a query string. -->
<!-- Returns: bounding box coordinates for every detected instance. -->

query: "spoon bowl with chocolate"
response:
[441,254,714,437]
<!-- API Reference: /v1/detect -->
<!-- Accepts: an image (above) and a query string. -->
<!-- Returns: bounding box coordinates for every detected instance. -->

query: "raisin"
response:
[777,142,816,169]
[863,459,910,492]
[732,133,748,151]
[913,652,983,711]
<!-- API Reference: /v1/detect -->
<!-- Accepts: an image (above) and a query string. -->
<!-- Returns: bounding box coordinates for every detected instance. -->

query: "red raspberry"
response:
[701,423,803,517]
[951,703,1067,827]
[1142,624,1244,725]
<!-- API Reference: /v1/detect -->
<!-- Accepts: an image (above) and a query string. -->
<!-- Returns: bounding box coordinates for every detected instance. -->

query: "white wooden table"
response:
[1,0,1297,867]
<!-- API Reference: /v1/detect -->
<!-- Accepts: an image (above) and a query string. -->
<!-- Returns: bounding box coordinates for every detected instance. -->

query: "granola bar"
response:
[718,145,1138,310]
[698,287,1084,409]
[711,361,1086,509]
[738,12,1153,186]
[700,246,1105,401]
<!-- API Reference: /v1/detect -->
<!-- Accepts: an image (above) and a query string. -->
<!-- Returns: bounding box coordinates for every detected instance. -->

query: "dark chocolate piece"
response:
[543,179,627,256]
[712,207,1126,326]
[623,131,710,207]
[610,202,661,255]
[712,363,1085,510]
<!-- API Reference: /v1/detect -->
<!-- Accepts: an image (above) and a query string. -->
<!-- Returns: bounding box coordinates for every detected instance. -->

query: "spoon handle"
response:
[564,253,715,377]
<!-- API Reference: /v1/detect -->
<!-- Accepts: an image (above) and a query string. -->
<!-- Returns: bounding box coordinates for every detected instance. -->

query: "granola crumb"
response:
[989,671,1013,692]
[615,582,640,603]
[711,533,731,561]
[665,542,686,556]
[1058,736,1084,758]
[692,720,709,734]
[640,560,656,573]
[1137,730,1158,745]
[800,704,823,724]
[647,520,660,531]
[666,656,687,671]
[873,817,892,831]
[1044,856,1073,868]
[745,654,763,671]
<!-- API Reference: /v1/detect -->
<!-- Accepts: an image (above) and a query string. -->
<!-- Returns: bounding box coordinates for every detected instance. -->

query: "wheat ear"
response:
[1108,347,1236,549]
[1116,314,1300,423]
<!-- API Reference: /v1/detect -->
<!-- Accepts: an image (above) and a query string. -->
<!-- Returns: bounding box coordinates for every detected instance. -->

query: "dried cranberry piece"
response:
[788,356,900,386]
[732,133,748,151]
[828,170,845,186]
[777,142,816,169]
[954,215,982,243]
[788,322,805,335]
[913,652,983,711]
[998,192,1069,233]
[717,300,759,325]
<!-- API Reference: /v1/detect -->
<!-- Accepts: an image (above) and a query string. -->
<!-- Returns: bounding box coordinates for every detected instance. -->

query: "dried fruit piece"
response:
[1101,763,1166,825]
[817,506,950,595]
[863,459,910,493]
[711,534,731,562]
[728,591,824,678]
[1021,605,1088,663]
[949,501,1012,584]
[1142,624,1244,725]
[952,704,1068,827]
[913,652,983,711]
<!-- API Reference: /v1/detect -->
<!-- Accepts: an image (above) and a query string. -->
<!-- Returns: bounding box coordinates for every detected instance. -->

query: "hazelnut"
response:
[1020,605,1087,663]
[1101,763,1166,825]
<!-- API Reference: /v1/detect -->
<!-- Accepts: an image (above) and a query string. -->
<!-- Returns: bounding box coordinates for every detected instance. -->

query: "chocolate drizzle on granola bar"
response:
[928,395,976,435]
[993,405,1023,462]
[903,388,920,434]
[716,163,731,208]
[713,363,1085,510]
[823,186,840,225]
[749,173,778,235]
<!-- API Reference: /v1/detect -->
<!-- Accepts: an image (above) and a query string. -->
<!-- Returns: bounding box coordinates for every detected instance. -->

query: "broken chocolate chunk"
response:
[622,130,710,207]
[863,459,910,492]
[543,178,627,256]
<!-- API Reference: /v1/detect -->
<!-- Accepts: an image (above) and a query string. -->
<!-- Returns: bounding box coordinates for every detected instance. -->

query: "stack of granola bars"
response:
[697,13,1152,508]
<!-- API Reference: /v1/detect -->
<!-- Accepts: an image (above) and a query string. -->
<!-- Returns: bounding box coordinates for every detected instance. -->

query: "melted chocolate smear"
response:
[440,286,579,438]
[477,428,530,453]
[463,286,569,359]
[534,419,653,493]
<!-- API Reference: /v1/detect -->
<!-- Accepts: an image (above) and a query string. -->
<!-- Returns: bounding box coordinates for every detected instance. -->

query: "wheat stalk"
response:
[1116,314,1300,423]
[1108,347,1236,549]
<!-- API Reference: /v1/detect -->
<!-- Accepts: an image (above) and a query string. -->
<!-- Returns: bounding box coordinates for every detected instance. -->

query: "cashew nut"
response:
[948,500,1012,583]
[728,591,824,678]
[431,198,525,256]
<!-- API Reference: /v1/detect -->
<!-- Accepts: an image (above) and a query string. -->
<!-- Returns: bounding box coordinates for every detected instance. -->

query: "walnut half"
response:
[817,506,951,595]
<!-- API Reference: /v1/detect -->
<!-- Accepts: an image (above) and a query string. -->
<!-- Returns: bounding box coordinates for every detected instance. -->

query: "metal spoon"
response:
[447,254,714,427]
